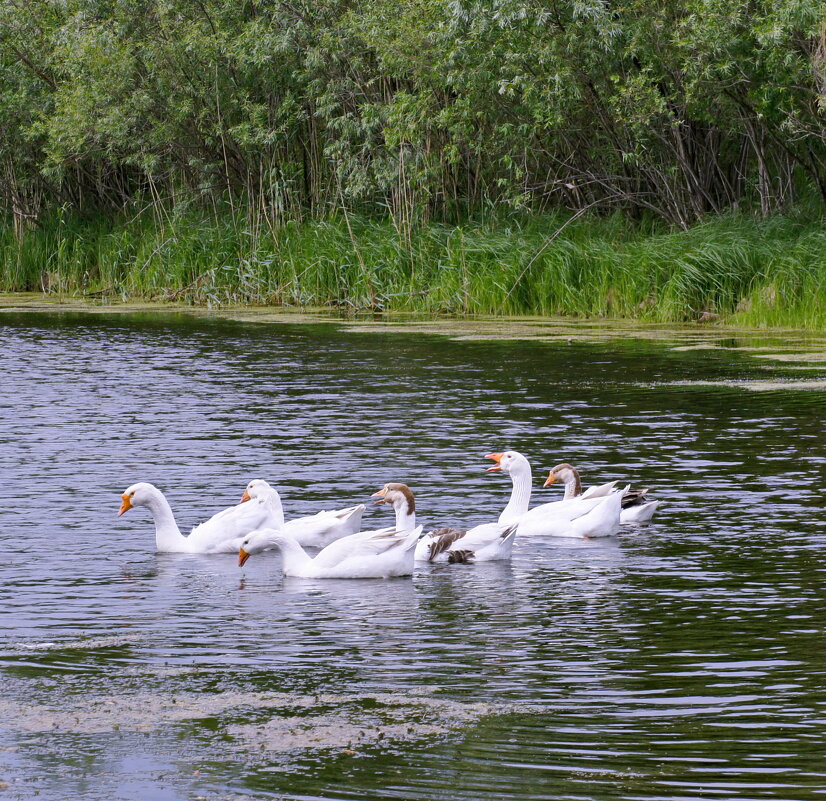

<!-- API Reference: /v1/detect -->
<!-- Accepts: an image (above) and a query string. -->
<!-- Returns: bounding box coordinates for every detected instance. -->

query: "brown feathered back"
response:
[426,527,467,561]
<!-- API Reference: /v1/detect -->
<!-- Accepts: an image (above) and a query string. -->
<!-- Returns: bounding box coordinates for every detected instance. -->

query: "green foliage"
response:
[1,0,825,326]
[1,0,825,227]
[2,205,824,328]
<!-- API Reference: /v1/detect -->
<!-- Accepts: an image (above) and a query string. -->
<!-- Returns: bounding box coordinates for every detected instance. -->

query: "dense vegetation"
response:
[1,0,825,324]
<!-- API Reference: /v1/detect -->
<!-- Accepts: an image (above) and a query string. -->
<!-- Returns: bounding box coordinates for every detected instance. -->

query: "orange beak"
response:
[240,489,251,503]
[485,453,504,472]
[118,493,133,517]
[543,472,557,488]
[371,487,388,505]
[238,548,251,567]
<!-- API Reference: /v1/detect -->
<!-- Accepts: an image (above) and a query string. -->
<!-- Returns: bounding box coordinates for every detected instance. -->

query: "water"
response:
[1,309,825,800]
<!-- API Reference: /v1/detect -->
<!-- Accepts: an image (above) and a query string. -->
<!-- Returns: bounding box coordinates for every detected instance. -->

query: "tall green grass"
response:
[1,205,824,328]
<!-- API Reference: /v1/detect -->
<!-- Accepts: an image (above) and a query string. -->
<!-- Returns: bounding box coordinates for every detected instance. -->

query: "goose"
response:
[581,481,620,499]
[117,481,281,553]
[242,479,365,548]
[417,523,519,563]
[544,462,637,502]
[237,524,422,578]
[616,498,660,524]
[370,482,417,531]
[544,463,659,524]
[371,482,518,563]
[485,451,622,538]
[542,463,618,501]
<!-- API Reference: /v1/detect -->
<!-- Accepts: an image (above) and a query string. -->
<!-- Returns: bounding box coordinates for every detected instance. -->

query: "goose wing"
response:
[311,525,405,568]
[283,504,366,546]
[189,496,281,550]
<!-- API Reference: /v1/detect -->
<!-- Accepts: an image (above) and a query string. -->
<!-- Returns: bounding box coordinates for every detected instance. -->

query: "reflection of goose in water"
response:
[233,565,469,687]
[544,463,659,524]
[372,482,518,563]
[237,522,421,578]
[485,451,623,538]
[421,559,518,617]
[242,478,365,548]
[118,481,281,553]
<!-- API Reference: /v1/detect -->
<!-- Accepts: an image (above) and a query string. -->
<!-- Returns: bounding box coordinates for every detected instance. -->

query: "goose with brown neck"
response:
[543,463,617,500]
[243,479,365,549]
[485,450,623,538]
[372,482,518,563]
[544,463,659,524]
[371,483,417,531]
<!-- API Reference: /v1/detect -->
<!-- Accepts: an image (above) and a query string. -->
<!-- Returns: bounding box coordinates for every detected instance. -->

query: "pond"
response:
[1,306,825,801]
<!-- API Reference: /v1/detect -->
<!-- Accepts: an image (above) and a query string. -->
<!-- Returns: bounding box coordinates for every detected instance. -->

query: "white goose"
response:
[486,451,623,538]
[372,482,518,563]
[118,481,281,553]
[237,523,422,578]
[242,479,365,548]
[544,463,659,524]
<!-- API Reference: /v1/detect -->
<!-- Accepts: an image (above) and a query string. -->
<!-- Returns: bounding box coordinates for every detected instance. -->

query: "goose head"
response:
[238,528,280,566]
[543,463,581,492]
[371,482,415,515]
[118,482,157,516]
[240,478,275,503]
[238,537,253,566]
[238,530,263,566]
[485,450,528,474]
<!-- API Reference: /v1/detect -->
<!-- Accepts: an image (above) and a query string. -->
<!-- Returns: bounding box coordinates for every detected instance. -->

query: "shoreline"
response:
[3,292,826,348]
[3,211,825,331]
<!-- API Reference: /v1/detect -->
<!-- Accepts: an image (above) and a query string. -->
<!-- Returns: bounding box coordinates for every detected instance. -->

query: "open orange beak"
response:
[240,489,251,503]
[118,494,133,517]
[238,548,251,567]
[543,472,557,488]
[485,453,504,471]
[371,487,388,505]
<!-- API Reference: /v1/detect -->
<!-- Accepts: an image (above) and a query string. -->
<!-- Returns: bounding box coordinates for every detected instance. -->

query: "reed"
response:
[1,205,824,328]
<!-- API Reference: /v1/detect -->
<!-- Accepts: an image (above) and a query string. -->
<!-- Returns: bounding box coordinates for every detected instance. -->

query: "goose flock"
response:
[118,450,659,579]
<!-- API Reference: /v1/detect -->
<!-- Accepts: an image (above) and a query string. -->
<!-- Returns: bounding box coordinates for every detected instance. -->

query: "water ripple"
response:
[0,312,824,800]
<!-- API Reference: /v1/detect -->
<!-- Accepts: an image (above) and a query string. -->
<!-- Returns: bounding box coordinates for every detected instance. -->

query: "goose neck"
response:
[144,490,187,552]
[266,493,286,528]
[563,472,582,500]
[499,462,532,524]
[393,502,416,532]
[272,534,315,576]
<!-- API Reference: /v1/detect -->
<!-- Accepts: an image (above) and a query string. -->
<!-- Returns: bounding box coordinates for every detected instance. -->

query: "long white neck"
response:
[264,491,286,528]
[392,499,416,531]
[248,484,286,528]
[266,533,315,576]
[142,489,188,552]
[499,457,533,524]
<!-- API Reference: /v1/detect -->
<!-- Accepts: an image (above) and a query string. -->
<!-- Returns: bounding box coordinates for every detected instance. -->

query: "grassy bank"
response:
[1,207,825,328]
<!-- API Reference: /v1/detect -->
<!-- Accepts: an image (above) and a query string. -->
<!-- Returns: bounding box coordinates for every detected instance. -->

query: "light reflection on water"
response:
[0,311,825,800]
